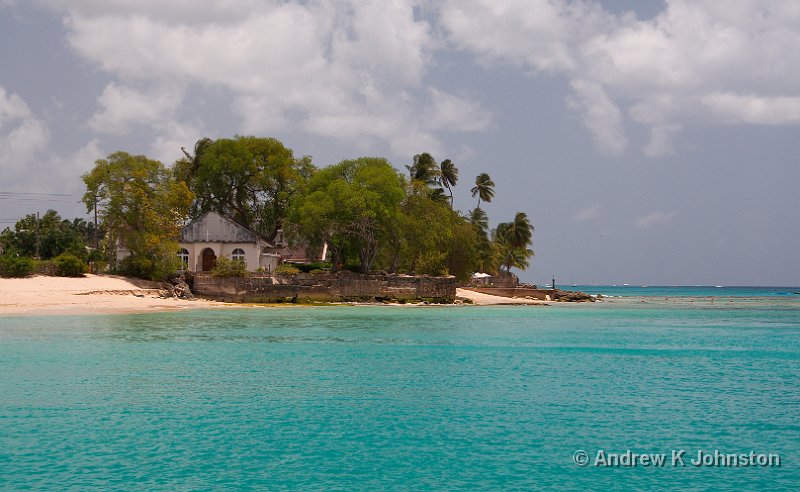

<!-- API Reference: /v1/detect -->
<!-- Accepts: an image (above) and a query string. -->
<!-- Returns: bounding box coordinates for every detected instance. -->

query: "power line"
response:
[0,191,76,196]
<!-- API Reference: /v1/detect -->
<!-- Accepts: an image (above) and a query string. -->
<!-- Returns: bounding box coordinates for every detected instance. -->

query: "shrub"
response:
[54,253,88,277]
[211,256,248,278]
[0,256,34,278]
[274,264,300,275]
[295,262,333,273]
[119,252,179,281]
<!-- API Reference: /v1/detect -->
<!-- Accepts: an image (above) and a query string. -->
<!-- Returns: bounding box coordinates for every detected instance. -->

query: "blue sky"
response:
[1,0,799,286]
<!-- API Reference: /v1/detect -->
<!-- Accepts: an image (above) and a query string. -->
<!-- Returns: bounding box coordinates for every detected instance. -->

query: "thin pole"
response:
[35,212,40,259]
[93,193,99,250]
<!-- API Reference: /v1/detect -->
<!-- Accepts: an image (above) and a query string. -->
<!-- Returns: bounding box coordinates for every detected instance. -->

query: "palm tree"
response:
[438,159,459,207]
[471,173,495,209]
[406,152,440,186]
[468,207,489,237]
[495,212,535,273]
[502,212,534,249]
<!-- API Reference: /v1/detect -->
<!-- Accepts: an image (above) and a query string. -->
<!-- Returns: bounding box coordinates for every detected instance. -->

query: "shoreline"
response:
[0,275,549,317]
[0,275,239,317]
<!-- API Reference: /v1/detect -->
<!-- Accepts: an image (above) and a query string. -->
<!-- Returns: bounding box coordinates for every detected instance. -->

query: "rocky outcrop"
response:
[164,272,195,299]
[552,289,595,302]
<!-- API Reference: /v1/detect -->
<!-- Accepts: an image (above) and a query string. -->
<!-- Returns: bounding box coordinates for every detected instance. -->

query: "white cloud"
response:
[89,83,183,134]
[568,79,627,155]
[423,88,492,133]
[45,0,486,158]
[0,86,32,127]
[439,0,800,156]
[0,87,50,183]
[635,210,677,229]
[701,92,800,125]
[573,204,602,222]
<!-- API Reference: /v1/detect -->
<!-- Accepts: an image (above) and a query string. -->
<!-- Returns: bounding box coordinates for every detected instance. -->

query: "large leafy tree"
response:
[180,136,314,241]
[82,151,193,280]
[471,172,495,209]
[291,157,405,273]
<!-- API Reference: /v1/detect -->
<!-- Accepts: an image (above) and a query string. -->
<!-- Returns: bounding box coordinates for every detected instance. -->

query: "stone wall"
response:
[466,274,520,288]
[194,272,456,303]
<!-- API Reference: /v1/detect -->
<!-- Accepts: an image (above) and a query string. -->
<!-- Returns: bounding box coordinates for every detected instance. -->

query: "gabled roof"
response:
[180,211,273,245]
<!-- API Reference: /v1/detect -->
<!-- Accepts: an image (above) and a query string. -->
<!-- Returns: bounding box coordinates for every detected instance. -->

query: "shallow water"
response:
[1,299,799,490]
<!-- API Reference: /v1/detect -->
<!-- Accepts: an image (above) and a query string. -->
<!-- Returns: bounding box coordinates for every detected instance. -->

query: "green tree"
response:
[292,157,405,273]
[438,158,459,207]
[471,172,495,209]
[82,151,193,280]
[495,212,535,273]
[468,207,497,274]
[184,136,314,241]
[0,210,89,260]
[406,152,440,186]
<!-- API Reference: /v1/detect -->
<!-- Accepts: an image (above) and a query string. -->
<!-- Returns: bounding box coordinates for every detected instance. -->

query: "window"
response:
[177,248,189,270]
[231,248,246,265]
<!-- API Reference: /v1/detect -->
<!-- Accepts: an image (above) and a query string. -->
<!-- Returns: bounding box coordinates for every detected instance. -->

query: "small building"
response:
[178,212,280,272]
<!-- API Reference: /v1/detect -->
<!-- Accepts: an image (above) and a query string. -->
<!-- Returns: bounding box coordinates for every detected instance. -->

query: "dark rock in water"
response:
[553,289,595,302]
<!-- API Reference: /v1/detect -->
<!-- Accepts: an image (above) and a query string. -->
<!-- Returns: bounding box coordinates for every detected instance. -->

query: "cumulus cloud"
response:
[89,83,183,134]
[635,210,677,229]
[41,0,484,158]
[16,0,800,162]
[440,0,800,156]
[0,87,50,183]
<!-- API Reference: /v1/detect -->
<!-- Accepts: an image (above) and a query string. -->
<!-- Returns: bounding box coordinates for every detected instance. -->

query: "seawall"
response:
[194,272,457,303]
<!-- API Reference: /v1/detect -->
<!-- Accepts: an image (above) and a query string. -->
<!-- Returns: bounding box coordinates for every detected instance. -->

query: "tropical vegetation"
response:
[1,136,534,282]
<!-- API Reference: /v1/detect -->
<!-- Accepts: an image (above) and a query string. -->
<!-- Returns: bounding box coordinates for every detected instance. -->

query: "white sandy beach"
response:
[456,288,549,305]
[0,275,233,316]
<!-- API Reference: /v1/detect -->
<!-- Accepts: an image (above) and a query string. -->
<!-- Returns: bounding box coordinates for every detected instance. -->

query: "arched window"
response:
[177,248,189,270]
[231,248,246,265]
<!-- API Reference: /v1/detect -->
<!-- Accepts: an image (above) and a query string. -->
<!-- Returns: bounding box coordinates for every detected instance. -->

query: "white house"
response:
[177,211,281,272]
[115,210,327,273]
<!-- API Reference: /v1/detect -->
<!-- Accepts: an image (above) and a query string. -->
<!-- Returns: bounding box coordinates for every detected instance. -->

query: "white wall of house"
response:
[179,242,281,272]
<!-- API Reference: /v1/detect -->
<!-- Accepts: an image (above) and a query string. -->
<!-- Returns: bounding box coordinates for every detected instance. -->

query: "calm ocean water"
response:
[1,290,799,490]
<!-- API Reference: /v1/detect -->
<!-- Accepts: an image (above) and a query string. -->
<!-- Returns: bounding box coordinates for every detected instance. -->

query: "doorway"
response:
[201,247,217,271]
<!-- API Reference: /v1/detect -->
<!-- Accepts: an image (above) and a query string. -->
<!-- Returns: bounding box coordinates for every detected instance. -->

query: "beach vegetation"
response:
[211,255,248,278]
[53,253,88,277]
[0,255,34,278]
[274,264,301,275]
[0,210,97,261]
[66,139,534,282]
[291,157,406,274]
[82,151,193,281]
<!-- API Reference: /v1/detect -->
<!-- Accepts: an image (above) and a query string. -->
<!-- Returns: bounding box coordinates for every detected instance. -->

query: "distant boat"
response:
[715,285,723,288]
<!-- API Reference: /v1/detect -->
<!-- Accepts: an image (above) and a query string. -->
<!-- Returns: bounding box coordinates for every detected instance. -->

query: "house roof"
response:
[180,211,273,245]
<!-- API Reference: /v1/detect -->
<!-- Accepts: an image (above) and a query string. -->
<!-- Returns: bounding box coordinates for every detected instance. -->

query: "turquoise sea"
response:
[1,288,799,490]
